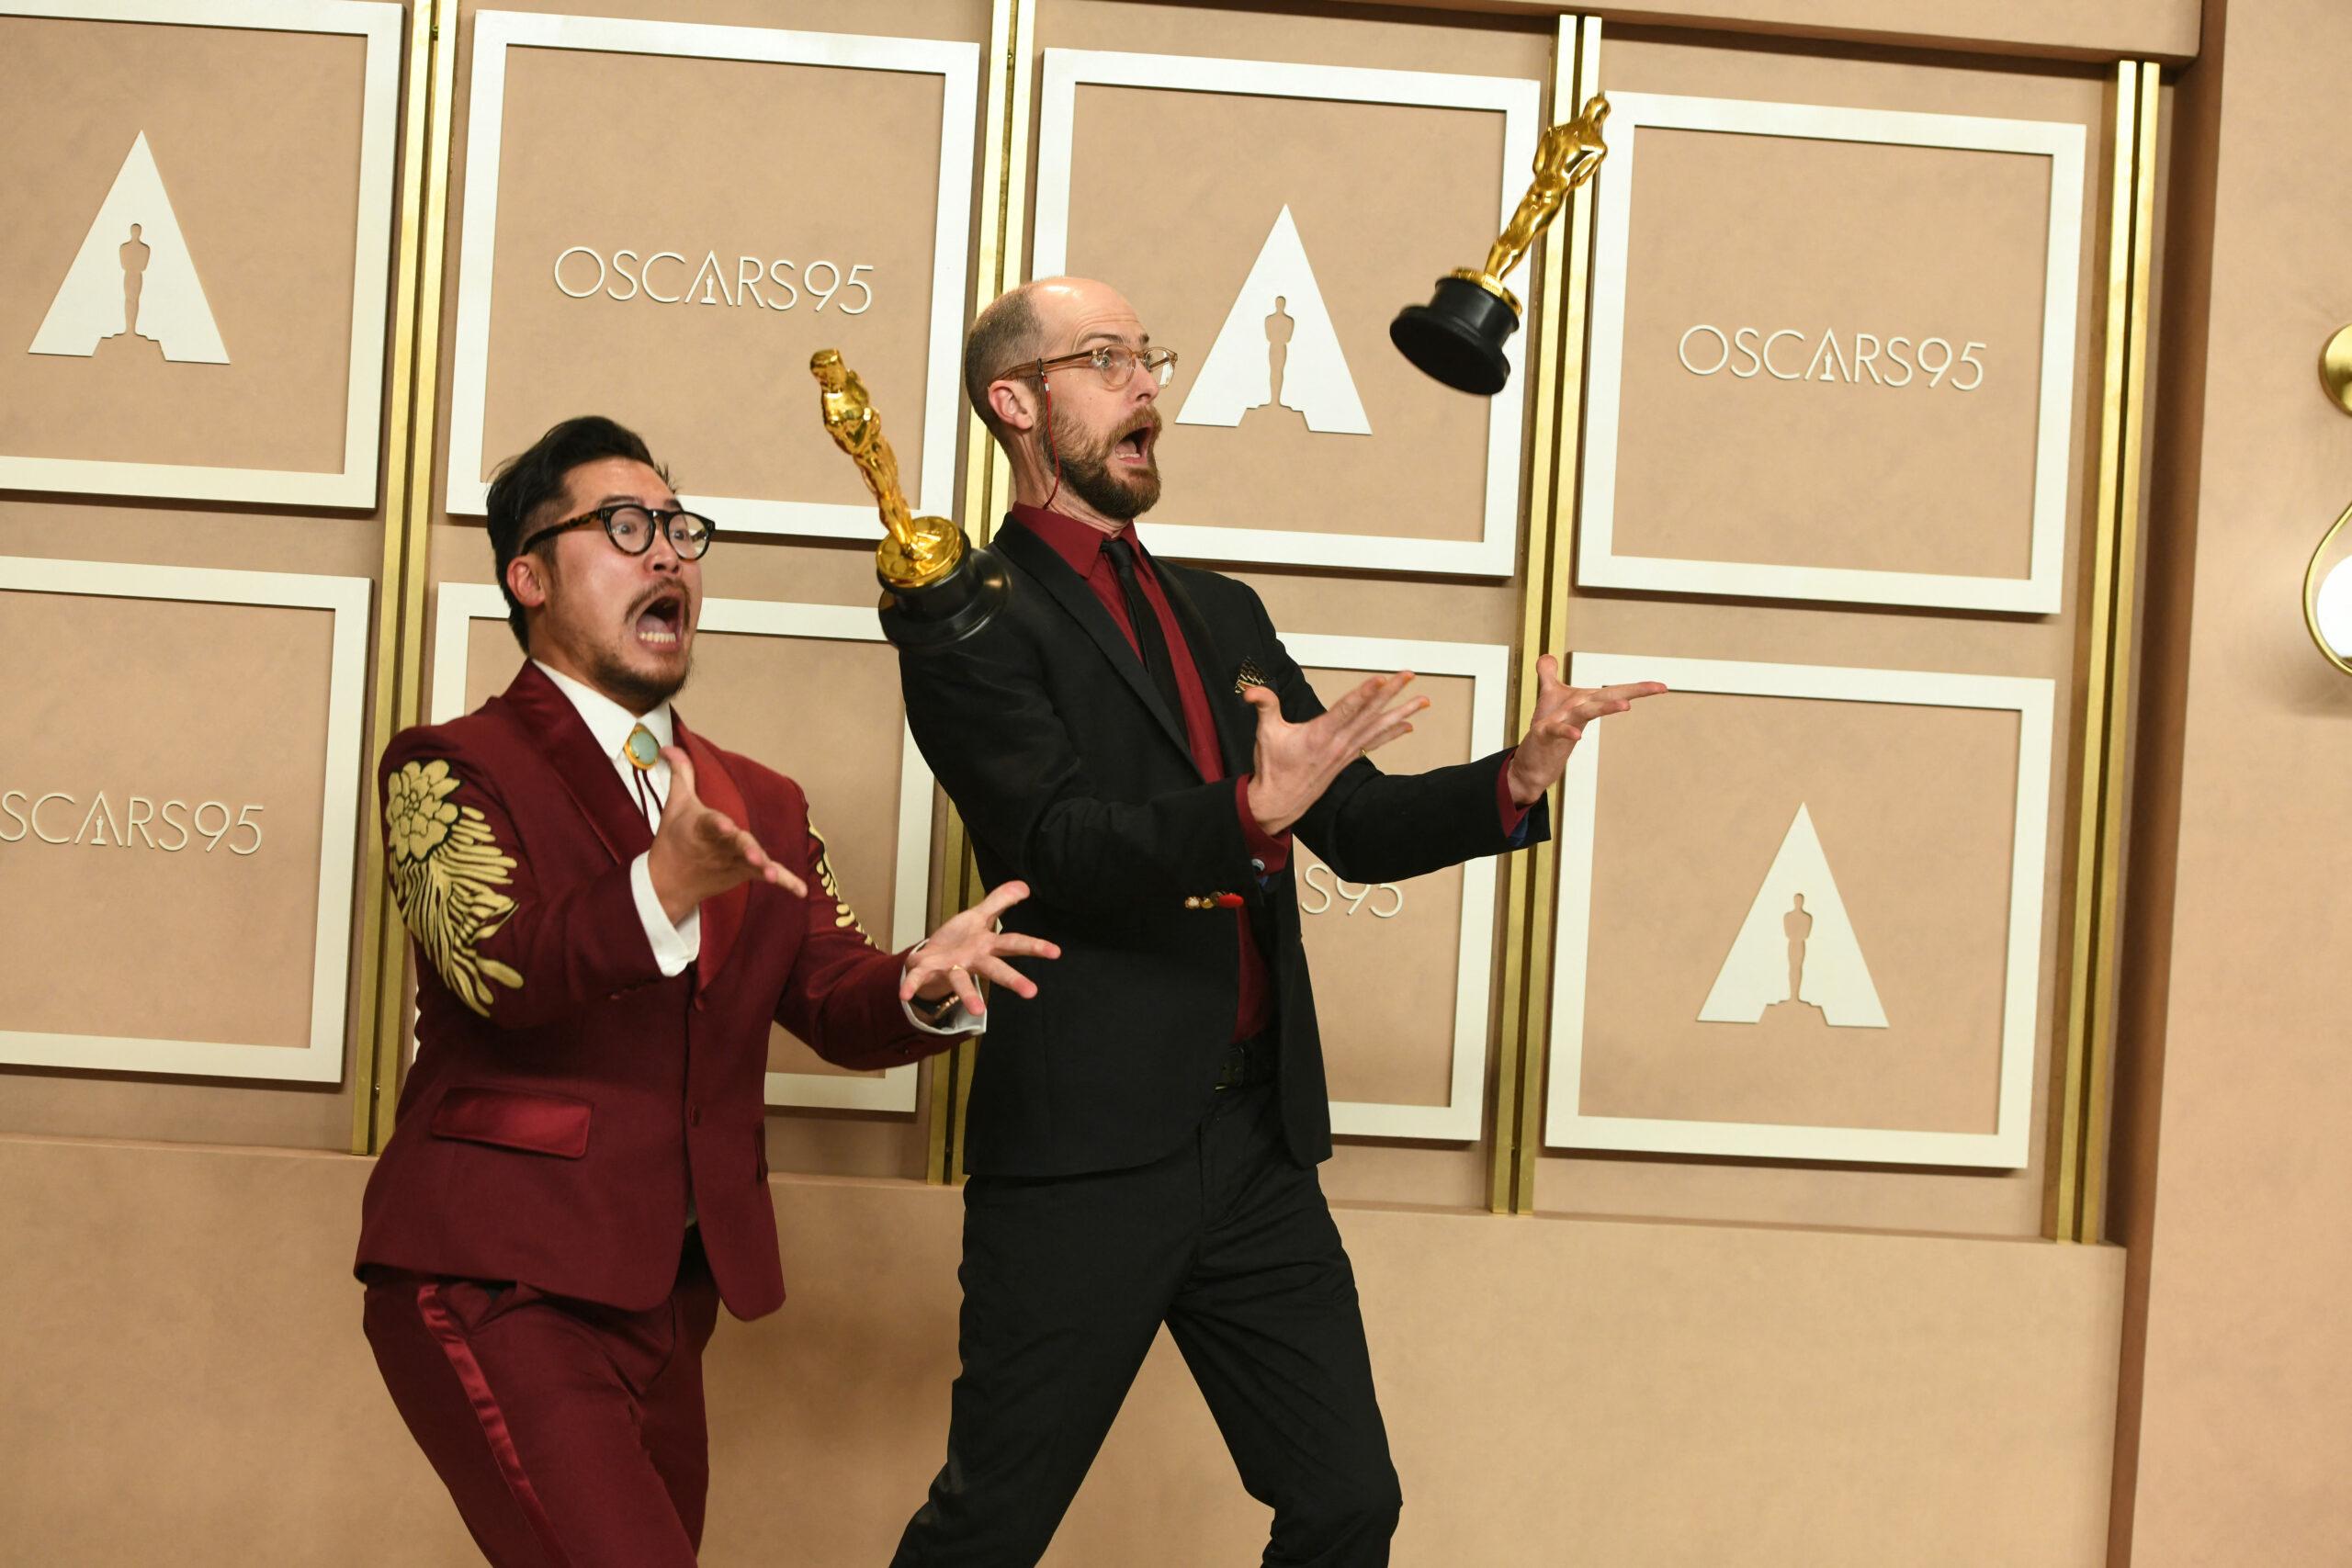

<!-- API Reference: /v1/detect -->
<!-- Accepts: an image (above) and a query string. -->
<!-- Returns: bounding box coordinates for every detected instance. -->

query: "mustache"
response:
[628,582,689,616]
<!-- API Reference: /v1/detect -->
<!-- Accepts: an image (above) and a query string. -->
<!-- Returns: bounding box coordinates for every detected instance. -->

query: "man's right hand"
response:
[646,746,808,923]
[1241,671,1428,837]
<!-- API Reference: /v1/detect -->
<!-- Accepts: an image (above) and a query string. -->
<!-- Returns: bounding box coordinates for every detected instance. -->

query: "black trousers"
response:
[892,1082,1401,1567]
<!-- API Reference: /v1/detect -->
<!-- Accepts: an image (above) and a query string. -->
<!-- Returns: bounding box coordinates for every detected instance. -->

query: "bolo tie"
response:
[624,723,665,824]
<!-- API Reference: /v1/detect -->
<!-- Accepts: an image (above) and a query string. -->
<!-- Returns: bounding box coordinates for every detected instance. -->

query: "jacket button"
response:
[689,1106,702,1127]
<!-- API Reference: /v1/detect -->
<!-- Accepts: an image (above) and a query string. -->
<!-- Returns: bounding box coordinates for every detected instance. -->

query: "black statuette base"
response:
[1389,275,1520,396]
[878,544,1011,652]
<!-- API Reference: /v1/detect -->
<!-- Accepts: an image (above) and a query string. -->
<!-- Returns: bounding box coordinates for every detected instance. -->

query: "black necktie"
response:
[1102,534,1185,726]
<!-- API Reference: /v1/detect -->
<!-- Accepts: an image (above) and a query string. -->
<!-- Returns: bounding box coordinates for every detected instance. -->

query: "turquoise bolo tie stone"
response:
[624,725,662,771]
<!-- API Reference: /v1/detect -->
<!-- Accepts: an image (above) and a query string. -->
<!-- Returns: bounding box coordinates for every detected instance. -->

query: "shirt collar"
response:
[532,660,673,763]
[1008,503,1146,579]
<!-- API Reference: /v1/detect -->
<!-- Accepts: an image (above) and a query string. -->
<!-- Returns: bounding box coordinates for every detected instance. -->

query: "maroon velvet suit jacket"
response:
[355,663,943,1319]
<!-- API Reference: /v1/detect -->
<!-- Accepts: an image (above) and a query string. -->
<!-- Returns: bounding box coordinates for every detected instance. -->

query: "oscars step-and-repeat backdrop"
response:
[1,0,401,1152]
[0,0,2143,1230]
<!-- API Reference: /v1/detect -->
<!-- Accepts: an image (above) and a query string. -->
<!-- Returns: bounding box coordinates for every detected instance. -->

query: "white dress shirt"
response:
[534,660,701,976]
[532,661,978,1035]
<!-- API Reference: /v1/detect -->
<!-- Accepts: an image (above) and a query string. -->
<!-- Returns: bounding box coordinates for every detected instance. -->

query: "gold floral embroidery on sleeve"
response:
[385,759,526,1017]
[808,821,876,947]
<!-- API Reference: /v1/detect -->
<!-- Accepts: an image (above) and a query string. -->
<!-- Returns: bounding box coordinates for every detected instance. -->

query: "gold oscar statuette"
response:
[809,348,1010,650]
[1390,93,1611,396]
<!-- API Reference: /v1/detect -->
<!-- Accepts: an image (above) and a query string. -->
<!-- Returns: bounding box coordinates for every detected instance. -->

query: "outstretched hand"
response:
[1504,657,1668,807]
[903,879,1062,1017]
[645,746,808,923]
[1243,671,1428,837]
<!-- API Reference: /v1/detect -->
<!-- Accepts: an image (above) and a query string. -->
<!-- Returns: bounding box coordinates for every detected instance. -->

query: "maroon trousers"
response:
[363,1233,721,1566]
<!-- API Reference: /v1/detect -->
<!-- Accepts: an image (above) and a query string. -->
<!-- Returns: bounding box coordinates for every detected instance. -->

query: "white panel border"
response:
[430,582,931,1112]
[0,0,401,507]
[1579,92,2086,614]
[1544,652,2055,1168]
[0,555,371,1080]
[1284,633,1509,1140]
[445,12,980,541]
[1032,48,1540,579]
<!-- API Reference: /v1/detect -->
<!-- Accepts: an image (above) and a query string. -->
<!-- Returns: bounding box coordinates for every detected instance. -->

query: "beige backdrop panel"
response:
[1238,572,1529,1207]
[674,628,913,1082]
[2115,0,2352,1559]
[0,1137,2126,1568]
[1535,29,2110,1237]
[1577,690,2019,1133]
[0,1,410,1145]
[0,16,366,473]
[0,592,335,1053]
[478,43,948,511]
[1298,668,1473,1111]
[1036,1,1554,114]
[1612,128,2052,579]
[1059,85,1498,545]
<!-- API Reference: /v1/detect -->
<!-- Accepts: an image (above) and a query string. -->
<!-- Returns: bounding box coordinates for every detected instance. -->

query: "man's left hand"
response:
[902,879,1063,1016]
[1505,657,1668,807]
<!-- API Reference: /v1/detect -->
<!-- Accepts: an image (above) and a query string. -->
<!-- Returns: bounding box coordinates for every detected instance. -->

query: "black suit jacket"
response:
[899,520,1550,1177]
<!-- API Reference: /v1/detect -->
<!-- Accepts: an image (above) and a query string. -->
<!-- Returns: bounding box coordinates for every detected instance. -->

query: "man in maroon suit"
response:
[357,415,1052,1565]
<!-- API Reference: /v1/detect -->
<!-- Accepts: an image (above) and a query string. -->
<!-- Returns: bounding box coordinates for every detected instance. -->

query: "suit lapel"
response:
[673,717,745,994]
[1157,565,1254,781]
[998,522,1195,767]
[493,664,654,866]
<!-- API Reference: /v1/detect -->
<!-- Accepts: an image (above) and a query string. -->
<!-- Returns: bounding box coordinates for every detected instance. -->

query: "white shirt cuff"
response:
[902,991,988,1035]
[901,939,987,1034]
[630,852,702,977]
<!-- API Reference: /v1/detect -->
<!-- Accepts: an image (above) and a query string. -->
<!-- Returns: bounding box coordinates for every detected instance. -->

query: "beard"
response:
[1050,405,1161,520]
[588,646,691,715]
[583,578,695,713]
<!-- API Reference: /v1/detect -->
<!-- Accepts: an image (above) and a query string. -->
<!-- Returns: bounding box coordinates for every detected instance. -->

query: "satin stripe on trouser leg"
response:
[363,1235,721,1567]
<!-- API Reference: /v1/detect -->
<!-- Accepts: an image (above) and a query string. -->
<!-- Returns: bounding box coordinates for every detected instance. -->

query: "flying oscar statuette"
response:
[810,348,1010,649]
[1390,93,1610,395]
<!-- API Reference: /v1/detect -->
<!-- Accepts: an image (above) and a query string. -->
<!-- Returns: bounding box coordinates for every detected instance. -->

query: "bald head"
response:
[963,283,1043,427]
[963,277,1147,432]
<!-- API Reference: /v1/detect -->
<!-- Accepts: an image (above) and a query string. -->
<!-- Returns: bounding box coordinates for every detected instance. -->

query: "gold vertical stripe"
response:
[947,803,988,1185]
[1488,15,1587,1215]
[923,811,965,1183]
[959,0,1023,551]
[358,0,462,1155]
[931,0,1025,1186]
[946,849,985,1187]
[2078,63,2162,1242]
[936,0,1035,1185]
[2056,63,2159,1239]
[2053,62,2142,1237]
[350,0,448,1156]
[1508,17,1602,1214]
[984,0,1039,538]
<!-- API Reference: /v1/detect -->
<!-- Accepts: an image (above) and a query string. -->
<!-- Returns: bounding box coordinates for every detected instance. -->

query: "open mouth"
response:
[1112,418,1158,468]
[631,589,687,650]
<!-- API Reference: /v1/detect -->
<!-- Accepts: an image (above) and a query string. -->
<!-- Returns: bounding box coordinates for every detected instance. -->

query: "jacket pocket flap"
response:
[431,1086,591,1159]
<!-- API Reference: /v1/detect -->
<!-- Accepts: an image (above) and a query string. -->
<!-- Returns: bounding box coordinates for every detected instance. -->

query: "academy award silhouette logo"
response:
[1699,802,1888,1028]
[1176,205,1369,435]
[29,131,229,364]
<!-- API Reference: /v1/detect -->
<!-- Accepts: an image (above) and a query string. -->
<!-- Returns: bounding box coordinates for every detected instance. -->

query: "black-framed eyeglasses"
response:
[1002,344,1180,390]
[518,503,716,561]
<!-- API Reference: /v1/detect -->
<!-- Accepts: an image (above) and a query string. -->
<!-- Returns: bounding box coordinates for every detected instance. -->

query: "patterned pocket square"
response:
[1233,657,1270,694]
